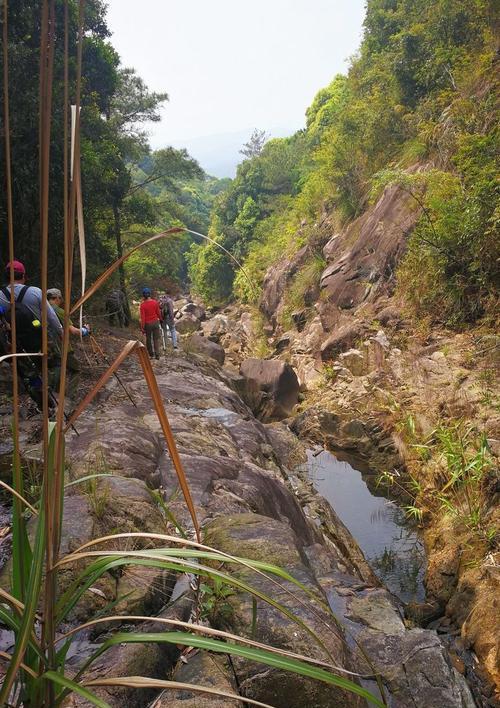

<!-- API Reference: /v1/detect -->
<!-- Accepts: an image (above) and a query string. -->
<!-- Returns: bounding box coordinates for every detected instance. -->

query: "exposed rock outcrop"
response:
[187,333,225,364]
[248,162,499,702]
[240,357,300,421]
[0,337,479,706]
[260,244,311,325]
[317,182,419,331]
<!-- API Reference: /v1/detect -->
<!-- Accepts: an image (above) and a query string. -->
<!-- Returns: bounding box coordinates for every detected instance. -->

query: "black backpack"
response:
[0,285,42,353]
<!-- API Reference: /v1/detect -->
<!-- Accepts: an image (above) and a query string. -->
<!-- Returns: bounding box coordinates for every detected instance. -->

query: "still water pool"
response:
[304,448,426,603]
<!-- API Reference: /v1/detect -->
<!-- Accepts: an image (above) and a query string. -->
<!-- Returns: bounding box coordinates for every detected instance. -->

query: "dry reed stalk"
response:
[64,339,201,541]
[2,0,27,602]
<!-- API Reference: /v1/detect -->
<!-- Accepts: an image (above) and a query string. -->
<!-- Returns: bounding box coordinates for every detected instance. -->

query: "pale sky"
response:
[106,0,366,175]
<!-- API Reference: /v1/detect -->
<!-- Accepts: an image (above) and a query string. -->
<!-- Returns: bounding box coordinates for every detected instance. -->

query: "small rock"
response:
[449,651,466,675]
[339,348,366,376]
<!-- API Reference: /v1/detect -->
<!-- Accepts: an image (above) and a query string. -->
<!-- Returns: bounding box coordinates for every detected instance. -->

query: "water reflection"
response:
[304,449,426,603]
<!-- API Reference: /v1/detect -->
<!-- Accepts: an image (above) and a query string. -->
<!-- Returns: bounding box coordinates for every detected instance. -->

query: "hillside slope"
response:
[188,0,499,698]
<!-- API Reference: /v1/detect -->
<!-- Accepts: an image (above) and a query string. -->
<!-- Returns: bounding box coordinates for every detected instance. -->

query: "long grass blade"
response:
[64,340,138,430]
[63,341,201,540]
[63,532,329,610]
[0,423,51,703]
[56,552,335,663]
[64,474,113,489]
[43,670,110,708]
[2,0,29,602]
[70,228,185,314]
[86,676,273,707]
[83,632,384,707]
[0,652,38,679]
[136,346,200,540]
[56,614,375,678]
[0,480,38,515]
[69,225,258,315]
[61,531,336,625]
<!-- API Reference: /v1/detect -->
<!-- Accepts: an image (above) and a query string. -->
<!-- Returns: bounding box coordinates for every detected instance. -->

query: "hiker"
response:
[47,288,90,339]
[47,286,90,375]
[159,290,178,350]
[0,260,63,352]
[140,287,162,360]
[0,261,62,409]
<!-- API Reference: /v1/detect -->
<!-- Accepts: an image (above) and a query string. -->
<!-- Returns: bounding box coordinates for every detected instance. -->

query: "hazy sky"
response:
[107,0,366,174]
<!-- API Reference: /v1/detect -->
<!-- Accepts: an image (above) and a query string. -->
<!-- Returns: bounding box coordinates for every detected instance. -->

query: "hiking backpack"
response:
[159,296,174,323]
[0,285,42,353]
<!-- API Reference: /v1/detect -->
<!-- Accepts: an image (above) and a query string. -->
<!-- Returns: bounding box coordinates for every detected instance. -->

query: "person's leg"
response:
[145,323,154,357]
[169,322,178,348]
[152,322,161,358]
[160,321,167,351]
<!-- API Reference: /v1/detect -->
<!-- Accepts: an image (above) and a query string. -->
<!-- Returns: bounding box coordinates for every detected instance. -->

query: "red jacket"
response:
[140,298,161,328]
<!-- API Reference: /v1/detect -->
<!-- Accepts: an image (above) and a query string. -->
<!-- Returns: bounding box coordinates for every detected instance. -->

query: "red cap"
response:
[5,260,25,275]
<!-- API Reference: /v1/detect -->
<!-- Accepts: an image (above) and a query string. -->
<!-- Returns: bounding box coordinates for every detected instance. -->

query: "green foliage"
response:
[187,238,235,306]
[200,577,236,626]
[124,151,229,291]
[381,420,498,544]
[376,153,499,324]
[187,0,497,323]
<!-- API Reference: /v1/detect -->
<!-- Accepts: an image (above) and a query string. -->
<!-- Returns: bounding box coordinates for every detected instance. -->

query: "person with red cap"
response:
[0,260,62,352]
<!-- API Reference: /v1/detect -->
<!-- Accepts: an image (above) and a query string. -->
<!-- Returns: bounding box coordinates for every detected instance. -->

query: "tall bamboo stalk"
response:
[2,0,28,603]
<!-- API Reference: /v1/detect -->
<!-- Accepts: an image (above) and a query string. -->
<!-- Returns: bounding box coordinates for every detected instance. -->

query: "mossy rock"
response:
[203,513,363,708]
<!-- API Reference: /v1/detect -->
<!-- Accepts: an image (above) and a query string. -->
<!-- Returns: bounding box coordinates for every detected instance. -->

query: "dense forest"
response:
[189,0,498,326]
[0,0,226,300]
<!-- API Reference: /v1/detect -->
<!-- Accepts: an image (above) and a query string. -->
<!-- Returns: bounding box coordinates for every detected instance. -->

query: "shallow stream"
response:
[303,448,426,603]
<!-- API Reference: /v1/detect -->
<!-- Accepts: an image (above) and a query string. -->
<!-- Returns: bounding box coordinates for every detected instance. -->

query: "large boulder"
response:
[240,358,299,421]
[181,301,206,321]
[201,314,231,342]
[187,333,225,365]
[175,312,201,334]
[320,322,365,361]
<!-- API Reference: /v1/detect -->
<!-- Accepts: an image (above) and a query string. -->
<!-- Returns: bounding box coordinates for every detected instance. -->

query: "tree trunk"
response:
[112,200,131,320]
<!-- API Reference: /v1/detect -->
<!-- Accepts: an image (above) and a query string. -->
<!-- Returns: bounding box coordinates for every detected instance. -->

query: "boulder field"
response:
[26,346,476,707]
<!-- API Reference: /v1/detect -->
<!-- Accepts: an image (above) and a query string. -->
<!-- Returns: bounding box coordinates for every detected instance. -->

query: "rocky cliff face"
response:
[246,171,499,701]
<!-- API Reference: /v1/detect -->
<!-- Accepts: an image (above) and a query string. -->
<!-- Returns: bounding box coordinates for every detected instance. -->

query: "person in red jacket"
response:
[140,287,162,359]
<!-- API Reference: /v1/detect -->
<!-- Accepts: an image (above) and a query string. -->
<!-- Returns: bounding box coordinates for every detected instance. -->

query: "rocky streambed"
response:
[0,341,479,707]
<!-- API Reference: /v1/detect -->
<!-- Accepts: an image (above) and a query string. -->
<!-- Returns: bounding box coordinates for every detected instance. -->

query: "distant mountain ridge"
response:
[166,125,300,178]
